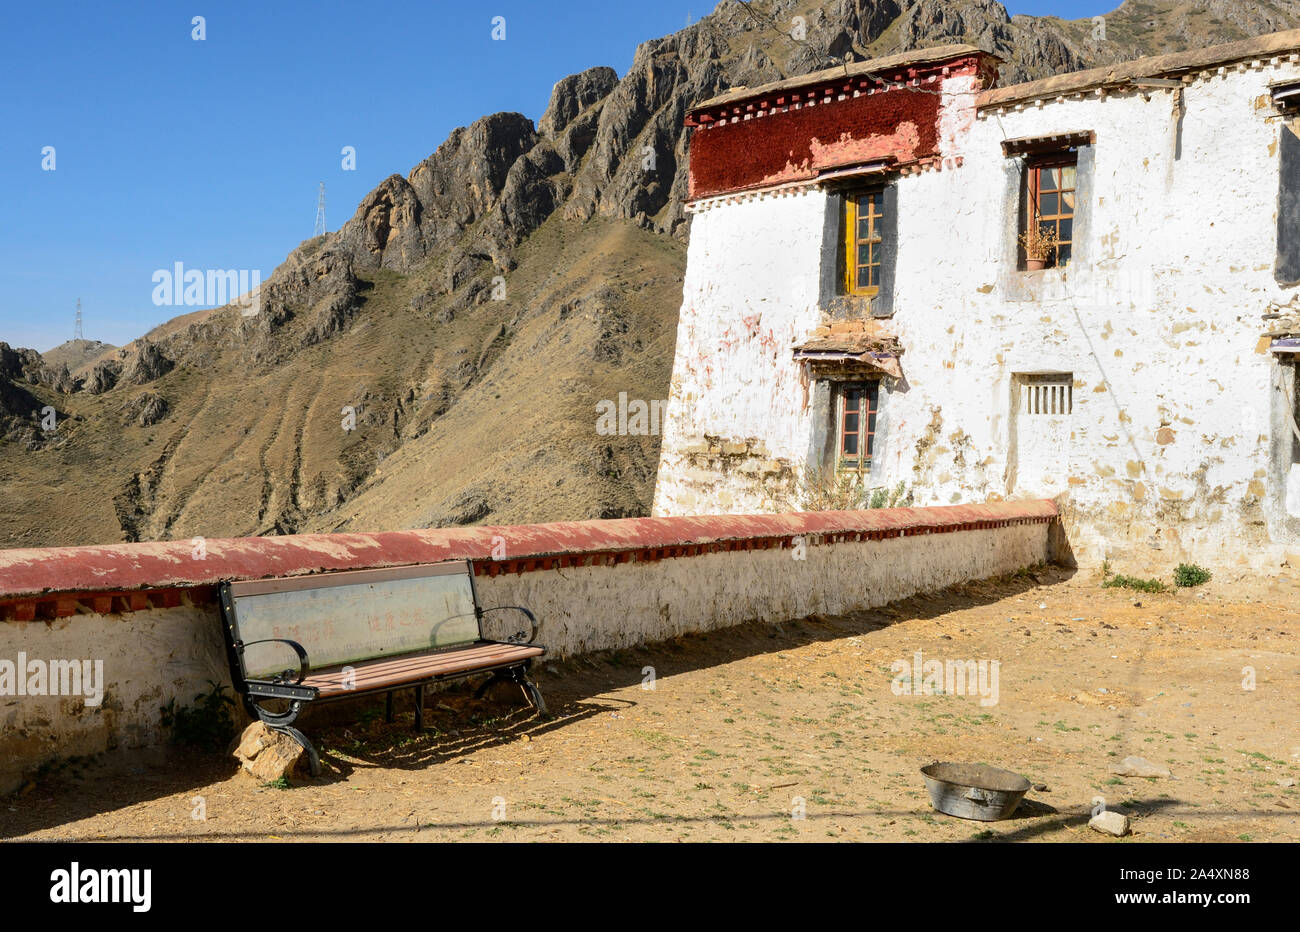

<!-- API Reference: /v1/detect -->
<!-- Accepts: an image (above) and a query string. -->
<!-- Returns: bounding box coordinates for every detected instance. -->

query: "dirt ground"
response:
[3,564,1298,843]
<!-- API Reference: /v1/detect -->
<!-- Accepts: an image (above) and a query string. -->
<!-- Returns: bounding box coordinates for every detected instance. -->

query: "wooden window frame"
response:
[835,381,879,473]
[844,188,886,296]
[1024,153,1077,269]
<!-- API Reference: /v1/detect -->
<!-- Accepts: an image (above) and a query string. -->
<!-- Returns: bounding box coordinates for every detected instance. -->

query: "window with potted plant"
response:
[1018,221,1060,271]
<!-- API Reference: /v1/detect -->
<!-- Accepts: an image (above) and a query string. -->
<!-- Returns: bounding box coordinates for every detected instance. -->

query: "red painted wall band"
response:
[685,56,990,200]
[0,502,1057,613]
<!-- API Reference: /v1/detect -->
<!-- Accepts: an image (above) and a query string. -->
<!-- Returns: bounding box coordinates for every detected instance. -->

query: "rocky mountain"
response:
[41,339,115,375]
[4,0,1299,547]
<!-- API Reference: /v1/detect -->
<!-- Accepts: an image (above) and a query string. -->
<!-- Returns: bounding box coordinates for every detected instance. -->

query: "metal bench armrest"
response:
[237,637,311,685]
[478,605,539,644]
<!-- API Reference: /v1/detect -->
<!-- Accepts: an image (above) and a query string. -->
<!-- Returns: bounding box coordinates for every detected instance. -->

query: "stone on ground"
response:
[233,721,304,783]
[1089,810,1130,837]
[1111,755,1171,778]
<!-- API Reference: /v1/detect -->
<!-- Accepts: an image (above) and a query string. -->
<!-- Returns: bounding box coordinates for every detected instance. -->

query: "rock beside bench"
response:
[234,722,305,783]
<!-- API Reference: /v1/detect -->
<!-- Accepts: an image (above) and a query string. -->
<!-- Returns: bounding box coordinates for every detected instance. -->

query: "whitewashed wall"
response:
[0,602,228,796]
[654,190,828,516]
[656,62,1300,572]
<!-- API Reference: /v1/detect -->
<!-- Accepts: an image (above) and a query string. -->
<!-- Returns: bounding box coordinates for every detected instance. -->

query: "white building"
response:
[653,32,1300,572]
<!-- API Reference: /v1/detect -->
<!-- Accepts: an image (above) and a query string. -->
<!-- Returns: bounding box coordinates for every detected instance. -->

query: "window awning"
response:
[816,159,896,185]
[793,330,904,379]
[1001,130,1095,157]
[1271,79,1300,111]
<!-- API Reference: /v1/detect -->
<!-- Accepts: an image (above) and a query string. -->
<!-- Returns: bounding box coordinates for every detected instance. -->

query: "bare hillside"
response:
[4,0,1299,547]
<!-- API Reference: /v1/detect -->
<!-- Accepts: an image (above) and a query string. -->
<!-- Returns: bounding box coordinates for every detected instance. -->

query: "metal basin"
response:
[921,762,1031,821]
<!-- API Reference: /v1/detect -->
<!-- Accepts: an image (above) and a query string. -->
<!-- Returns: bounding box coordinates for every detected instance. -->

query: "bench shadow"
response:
[310,690,631,781]
[314,564,1075,779]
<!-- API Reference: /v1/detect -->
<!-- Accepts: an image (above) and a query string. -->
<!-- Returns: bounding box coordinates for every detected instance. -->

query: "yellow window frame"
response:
[844,189,884,296]
[1025,155,1077,268]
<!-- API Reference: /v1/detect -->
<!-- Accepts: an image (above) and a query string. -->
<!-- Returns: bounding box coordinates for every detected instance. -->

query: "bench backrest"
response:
[220,561,481,680]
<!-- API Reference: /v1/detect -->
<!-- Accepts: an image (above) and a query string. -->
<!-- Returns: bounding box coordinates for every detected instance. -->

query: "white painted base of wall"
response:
[476,525,1048,652]
[0,602,229,796]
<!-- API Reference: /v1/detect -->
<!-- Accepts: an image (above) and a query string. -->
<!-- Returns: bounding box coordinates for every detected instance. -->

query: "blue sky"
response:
[0,1,1113,352]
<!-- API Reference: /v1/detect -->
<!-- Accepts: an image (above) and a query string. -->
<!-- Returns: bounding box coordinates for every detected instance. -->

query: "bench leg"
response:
[476,667,547,717]
[510,665,548,718]
[521,679,548,717]
[270,724,322,778]
[474,671,511,700]
[242,695,321,777]
[413,684,424,731]
[385,690,395,724]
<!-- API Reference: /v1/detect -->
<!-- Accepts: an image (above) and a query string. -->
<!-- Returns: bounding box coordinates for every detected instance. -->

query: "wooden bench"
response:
[218,560,545,775]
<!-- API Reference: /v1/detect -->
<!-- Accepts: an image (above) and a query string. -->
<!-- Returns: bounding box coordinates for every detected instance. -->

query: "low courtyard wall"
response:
[0,500,1056,793]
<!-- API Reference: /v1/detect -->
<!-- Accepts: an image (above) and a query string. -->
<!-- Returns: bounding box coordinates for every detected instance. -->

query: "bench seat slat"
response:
[302,641,544,697]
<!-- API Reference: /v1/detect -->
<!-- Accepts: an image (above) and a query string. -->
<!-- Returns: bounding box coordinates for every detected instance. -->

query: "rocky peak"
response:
[406,111,538,240]
[539,66,619,137]
[335,174,426,271]
[0,341,73,392]
[83,359,122,395]
[0,342,45,383]
[121,340,174,386]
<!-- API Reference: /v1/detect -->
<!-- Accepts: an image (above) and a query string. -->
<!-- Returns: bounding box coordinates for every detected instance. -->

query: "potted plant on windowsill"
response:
[1019,225,1059,271]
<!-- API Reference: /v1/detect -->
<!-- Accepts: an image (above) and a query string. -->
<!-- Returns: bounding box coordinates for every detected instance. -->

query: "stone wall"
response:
[0,502,1054,794]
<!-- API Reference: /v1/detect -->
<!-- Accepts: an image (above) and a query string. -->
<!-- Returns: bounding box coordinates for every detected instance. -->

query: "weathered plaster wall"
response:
[474,523,1047,652]
[0,601,228,795]
[654,190,827,515]
[657,59,1300,572]
[0,505,1052,794]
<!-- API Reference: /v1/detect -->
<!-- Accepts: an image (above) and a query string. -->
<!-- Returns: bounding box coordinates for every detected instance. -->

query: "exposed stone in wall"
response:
[659,435,795,515]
